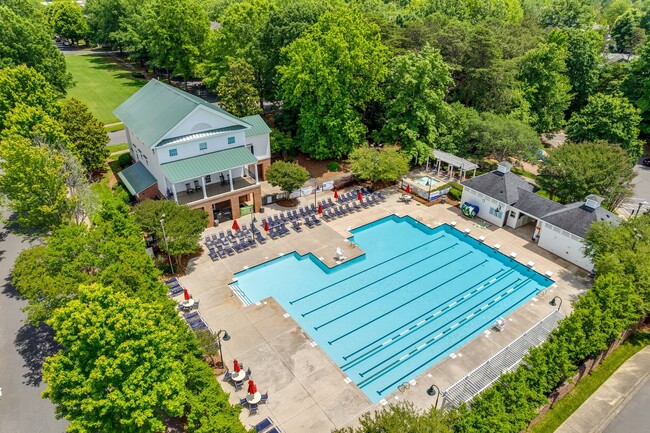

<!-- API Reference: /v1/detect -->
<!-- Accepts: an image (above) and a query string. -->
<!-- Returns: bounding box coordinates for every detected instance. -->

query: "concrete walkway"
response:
[555,346,650,433]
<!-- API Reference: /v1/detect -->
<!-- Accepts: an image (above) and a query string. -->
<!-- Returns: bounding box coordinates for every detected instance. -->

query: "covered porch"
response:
[175,176,257,205]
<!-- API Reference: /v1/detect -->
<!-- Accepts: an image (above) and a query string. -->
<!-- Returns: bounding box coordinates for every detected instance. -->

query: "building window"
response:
[199,142,207,151]
[227,136,235,145]
[205,175,211,184]
[247,143,254,154]
[169,148,178,157]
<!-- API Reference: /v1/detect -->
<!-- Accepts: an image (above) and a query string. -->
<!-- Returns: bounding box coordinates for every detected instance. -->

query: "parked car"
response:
[643,157,650,167]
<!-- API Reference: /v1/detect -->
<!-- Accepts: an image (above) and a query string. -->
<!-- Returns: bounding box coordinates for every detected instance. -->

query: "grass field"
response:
[530,331,650,433]
[65,54,145,124]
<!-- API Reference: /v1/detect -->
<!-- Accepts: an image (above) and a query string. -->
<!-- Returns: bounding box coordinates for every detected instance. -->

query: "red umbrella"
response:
[357,190,363,201]
[405,184,411,194]
[317,203,323,214]
[263,220,269,232]
[232,219,240,231]
[247,380,257,395]
[233,359,240,373]
[183,288,190,301]
[334,190,339,199]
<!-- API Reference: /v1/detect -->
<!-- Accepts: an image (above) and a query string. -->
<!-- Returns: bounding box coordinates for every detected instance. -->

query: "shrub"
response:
[448,187,462,201]
[131,71,145,78]
[327,161,340,172]
[117,153,132,168]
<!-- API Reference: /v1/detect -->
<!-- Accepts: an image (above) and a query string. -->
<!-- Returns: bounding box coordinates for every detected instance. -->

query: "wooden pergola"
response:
[426,149,478,180]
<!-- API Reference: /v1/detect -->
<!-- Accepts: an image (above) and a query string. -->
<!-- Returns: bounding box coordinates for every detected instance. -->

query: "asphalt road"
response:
[108,128,127,145]
[0,208,68,432]
[602,377,650,433]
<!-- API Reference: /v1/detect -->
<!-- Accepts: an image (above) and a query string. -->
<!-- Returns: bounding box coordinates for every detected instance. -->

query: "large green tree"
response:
[0,3,72,91]
[0,65,59,130]
[265,160,310,194]
[42,284,188,433]
[537,141,635,210]
[333,402,452,433]
[1,104,70,146]
[348,144,410,184]
[517,42,572,132]
[539,0,595,29]
[58,98,110,172]
[566,93,643,159]
[277,8,390,159]
[45,0,88,45]
[468,112,540,161]
[612,8,646,54]
[379,45,452,161]
[624,41,650,134]
[84,0,125,47]
[0,137,70,233]
[216,58,262,117]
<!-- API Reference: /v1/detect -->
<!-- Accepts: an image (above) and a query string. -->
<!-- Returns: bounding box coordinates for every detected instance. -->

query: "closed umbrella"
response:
[247,380,257,395]
[334,190,339,199]
[357,190,363,201]
[233,359,240,373]
[317,203,323,214]
[183,288,190,301]
[232,219,240,231]
[405,184,411,194]
[263,220,269,232]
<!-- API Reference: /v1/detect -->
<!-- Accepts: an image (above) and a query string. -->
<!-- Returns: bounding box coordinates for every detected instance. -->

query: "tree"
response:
[265,161,309,195]
[1,104,70,146]
[0,3,72,91]
[45,0,88,45]
[624,41,650,134]
[277,9,390,159]
[0,65,59,130]
[132,200,207,264]
[332,402,452,433]
[216,58,262,117]
[0,137,70,233]
[84,0,125,47]
[566,93,642,159]
[437,102,481,156]
[469,112,540,162]
[270,128,295,159]
[379,45,452,160]
[348,144,410,185]
[42,284,188,433]
[517,42,572,132]
[540,0,595,29]
[58,98,110,172]
[537,141,634,209]
[612,8,646,54]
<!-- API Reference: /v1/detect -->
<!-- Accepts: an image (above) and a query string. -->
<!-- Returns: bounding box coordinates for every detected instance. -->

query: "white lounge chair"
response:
[336,247,346,261]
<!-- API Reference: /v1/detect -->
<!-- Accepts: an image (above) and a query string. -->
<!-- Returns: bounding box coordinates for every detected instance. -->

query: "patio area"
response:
[175,177,257,205]
[176,187,591,433]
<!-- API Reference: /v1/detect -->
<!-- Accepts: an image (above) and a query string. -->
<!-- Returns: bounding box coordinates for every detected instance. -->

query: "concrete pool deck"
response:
[177,186,591,433]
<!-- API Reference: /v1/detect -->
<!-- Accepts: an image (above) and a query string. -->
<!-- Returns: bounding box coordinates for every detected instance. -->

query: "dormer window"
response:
[227,136,235,145]
[199,142,207,151]
[169,148,178,157]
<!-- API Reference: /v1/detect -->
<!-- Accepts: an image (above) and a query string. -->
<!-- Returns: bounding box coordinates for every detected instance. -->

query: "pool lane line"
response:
[302,242,459,317]
[313,251,476,331]
[356,277,531,379]
[339,267,512,364]
[289,233,447,305]
[358,278,538,391]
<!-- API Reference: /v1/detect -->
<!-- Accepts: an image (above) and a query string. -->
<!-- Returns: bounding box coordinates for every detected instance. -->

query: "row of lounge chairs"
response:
[319,192,385,221]
[182,310,208,331]
[204,227,267,261]
[165,277,184,297]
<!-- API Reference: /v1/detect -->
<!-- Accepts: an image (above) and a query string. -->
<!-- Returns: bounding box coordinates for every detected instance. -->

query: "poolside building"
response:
[114,79,271,225]
[461,162,621,271]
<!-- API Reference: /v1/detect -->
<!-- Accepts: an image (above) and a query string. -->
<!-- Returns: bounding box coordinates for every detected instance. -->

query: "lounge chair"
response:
[255,232,267,244]
[204,236,212,245]
[224,244,236,255]
[232,241,243,253]
[216,245,228,258]
[255,418,273,432]
[304,218,314,229]
[190,320,207,330]
[310,204,317,213]
[328,198,335,207]
[278,226,288,237]
[377,191,386,201]
[291,221,303,232]
[209,251,219,261]
[280,212,288,223]
[165,277,179,286]
[268,228,278,240]
[184,311,199,320]
[267,427,281,433]
[311,215,321,226]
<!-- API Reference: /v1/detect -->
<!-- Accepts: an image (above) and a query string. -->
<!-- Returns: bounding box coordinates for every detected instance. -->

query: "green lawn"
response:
[530,331,650,433]
[108,143,129,154]
[65,54,145,124]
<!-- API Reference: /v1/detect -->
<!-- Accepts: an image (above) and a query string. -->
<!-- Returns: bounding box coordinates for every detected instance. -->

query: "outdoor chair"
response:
[246,367,252,378]
[267,427,281,433]
[328,198,335,206]
[184,311,199,320]
[268,229,278,240]
[223,370,232,381]
[249,403,258,414]
[204,236,212,245]
[255,418,273,432]
[233,380,244,390]
[194,180,200,191]
[291,221,303,232]
[260,391,268,404]
[377,191,386,201]
[239,397,248,406]
[255,233,267,244]
[192,299,200,310]
[190,319,207,330]
[165,277,179,286]
[360,198,369,208]
[310,204,317,213]
[168,286,184,297]
[217,245,228,259]
[224,244,236,256]
[185,183,194,194]
[219,232,226,240]
[304,218,314,229]
[209,251,218,261]
[247,236,257,248]
[232,241,243,253]
[311,215,321,226]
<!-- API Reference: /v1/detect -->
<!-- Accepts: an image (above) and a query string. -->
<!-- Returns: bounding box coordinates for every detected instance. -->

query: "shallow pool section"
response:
[414,175,439,187]
[232,215,553,402]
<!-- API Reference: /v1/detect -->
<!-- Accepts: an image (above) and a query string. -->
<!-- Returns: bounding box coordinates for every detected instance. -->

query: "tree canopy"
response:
[265,160,310,194]
[348,144,410,184]
[0,65,59,130]
[45,0,88,45]
[216,58,262,117]
[58,98,110,172]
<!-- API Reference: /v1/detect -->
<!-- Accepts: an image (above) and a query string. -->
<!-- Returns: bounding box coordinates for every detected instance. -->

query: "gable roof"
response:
[513,189,565,219]
[241,115,271,137]
[462,170,535,205]
[117,162,157,196]
[113,80,245,148]
[541,202,621,239]
[160,146,258,184]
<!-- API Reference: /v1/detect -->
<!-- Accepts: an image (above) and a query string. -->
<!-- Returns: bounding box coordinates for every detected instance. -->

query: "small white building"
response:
[461,162,621,271]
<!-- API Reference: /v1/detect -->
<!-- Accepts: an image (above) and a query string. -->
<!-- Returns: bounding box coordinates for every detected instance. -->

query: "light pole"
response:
[632,228,643,249]
[159,214,174,275]
[427,384,441,409]
[314,181,318,208]
[215,329,231,369]
[251,211,257,235]
[635,200,649,218]
[550,296,562,311]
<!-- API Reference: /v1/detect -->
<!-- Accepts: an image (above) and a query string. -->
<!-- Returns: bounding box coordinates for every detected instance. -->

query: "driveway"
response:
[619,151,650,218]
[0,208,68,432]
[108,128,126,145]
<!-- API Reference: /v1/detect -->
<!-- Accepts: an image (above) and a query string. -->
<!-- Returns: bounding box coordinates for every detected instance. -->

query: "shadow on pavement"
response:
[15,322,61,387]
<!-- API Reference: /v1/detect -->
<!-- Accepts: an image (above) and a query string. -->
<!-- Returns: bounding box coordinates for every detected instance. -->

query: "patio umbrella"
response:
[334,189,339,199]
[317,203,323,214]
[405,184,411,194]
[183,288,190,301]
[263,220,269,232]
[232,219,240,231]
[357,190,363,201]
[233,359,240,373]
[247,380,257,395]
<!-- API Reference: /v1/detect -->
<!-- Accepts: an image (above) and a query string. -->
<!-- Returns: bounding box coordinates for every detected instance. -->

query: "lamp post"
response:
[159,214,174,275]
[427,384,441,409]
[550,296,562,311]
[635,200,649,218]
[251,210,257,234]
[632,228,643,249]
[215,329,231,369]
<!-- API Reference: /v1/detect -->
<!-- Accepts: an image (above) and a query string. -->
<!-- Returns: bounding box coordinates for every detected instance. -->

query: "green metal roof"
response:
[161,146,258,184]
[157,125,248,147]
[113,80,245,148]
[241,115,271,137]
[117,161,157,195]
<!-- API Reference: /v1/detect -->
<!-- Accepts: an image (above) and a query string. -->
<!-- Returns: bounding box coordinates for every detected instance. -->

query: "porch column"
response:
[449,164,454,179]
[437,159,441,173]
[201,176,207,199]
[473,168,476,177]
[171,183,177,202]
[228,169,234,191]
[254,163,259,184]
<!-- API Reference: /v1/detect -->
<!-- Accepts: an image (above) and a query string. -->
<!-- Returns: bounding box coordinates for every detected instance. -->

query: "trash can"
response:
[440,195,447,204]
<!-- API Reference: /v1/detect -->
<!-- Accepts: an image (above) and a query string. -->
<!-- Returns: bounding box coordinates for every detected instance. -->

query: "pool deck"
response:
[177,186,591,433]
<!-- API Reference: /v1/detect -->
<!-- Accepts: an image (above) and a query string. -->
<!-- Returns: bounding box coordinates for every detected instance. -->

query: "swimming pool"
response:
[232,215,553,402]
[414,175,439,187]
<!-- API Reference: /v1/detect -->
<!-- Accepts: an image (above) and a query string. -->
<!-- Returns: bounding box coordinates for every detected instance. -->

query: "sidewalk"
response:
[555,346,650,433]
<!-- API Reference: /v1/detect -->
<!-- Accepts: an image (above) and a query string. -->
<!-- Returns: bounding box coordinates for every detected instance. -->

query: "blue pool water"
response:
[232,215,553,402]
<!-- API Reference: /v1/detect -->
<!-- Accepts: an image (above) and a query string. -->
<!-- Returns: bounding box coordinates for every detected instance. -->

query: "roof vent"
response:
[497,161,512,174]
[584,194,604,210]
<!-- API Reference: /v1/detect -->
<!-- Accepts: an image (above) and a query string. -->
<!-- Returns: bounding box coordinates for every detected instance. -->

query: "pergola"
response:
[427,149,479,180]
